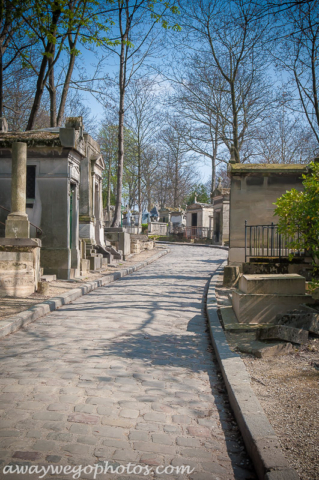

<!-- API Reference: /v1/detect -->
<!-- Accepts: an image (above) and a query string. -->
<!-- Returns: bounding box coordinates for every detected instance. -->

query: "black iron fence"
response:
[244,221,304,262]
[185,227,212,239]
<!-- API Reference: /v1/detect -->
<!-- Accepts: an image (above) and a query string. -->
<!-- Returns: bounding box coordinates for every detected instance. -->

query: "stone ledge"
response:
[206,265,300,480]
[0,248,169,339]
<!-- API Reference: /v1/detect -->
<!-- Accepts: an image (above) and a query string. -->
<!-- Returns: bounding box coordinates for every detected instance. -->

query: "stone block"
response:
[276,312,319,335]
[0,250,35,297]
[239,274,305,295]
[237,340,293,358]
[41,275,56,282]
[223,266,240,287]
[37,281,50,295]
[258,325,308,344]
[81,258,90,274]
[232,290,314,324]
[5,214,30,239]
[59,127,76,147]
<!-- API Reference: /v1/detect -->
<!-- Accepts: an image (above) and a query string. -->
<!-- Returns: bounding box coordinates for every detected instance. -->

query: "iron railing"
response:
[244,221,304,262]
[0,204,43,237]
[185,227,212,239]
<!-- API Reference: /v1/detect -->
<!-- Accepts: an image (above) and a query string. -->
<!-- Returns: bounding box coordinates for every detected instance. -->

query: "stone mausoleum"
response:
[212,179,230,246]
[0,117,119,280]
[228,162,307,265]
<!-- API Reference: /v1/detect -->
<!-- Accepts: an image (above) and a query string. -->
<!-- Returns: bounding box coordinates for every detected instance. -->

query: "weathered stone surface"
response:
[258,325,308,344]
[12,451,41,461]
[232,289,314,325]
[239,274,306,295]
[237,340,293,358]
[223,266,240,287]
[67,413,100,425]
[276,311,319,335]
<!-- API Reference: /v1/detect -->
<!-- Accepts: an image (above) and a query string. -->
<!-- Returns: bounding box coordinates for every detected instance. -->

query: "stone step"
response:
[239,274,306,295]
[232,290,315,324]
[41,274,56,282]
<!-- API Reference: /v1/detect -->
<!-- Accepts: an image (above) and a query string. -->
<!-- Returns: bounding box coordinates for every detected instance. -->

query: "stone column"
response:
[5,142,30,238]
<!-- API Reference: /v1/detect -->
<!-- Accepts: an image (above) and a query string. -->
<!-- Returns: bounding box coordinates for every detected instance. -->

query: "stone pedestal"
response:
[0,239,41,297]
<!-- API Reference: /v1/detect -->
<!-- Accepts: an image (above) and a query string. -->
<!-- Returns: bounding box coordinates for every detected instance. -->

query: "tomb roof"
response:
[230,163,307,174]
[0,131,61,147]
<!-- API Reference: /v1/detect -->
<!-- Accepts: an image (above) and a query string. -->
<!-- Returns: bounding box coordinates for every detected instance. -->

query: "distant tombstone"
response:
[126,209,131,225]
[142,211,150,224]
[150,205,159,221]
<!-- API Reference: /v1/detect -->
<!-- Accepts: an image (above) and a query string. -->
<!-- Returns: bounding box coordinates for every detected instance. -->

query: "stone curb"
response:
[206,263,300,480]
[156,241,228,251]
[0,248,169,340]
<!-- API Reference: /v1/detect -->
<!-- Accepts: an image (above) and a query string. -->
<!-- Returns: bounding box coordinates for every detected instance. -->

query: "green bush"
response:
[274,161,319,288]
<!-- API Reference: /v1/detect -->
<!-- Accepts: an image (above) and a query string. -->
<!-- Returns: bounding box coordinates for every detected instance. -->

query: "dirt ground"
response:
[243,342,319,480]
[0,246,164,321]
[215,275,319,480]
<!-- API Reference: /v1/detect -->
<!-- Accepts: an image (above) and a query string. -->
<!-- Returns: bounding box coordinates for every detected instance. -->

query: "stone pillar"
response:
[5,142,30,238]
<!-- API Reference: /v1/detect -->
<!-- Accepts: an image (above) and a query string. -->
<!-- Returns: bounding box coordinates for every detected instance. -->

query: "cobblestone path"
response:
[0,245,256,480]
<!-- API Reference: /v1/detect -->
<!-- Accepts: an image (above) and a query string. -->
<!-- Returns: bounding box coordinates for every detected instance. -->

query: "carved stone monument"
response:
[0,141,41,297]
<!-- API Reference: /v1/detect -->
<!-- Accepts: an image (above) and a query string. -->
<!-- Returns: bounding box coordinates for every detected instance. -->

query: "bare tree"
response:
[251,106,317,163]
[159,118,199,208]
[177,0,272,163]
[274,0,319,143]
[99,0,179,227]
[125,77,162,223]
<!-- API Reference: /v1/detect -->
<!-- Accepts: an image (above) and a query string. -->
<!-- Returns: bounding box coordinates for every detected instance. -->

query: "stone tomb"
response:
[232,274,315,324]
[0,117,120,279]
[228,163,306,265]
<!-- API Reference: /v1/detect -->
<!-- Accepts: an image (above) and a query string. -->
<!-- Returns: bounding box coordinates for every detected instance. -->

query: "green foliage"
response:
[274,161,319,286]
[186,184,210,205]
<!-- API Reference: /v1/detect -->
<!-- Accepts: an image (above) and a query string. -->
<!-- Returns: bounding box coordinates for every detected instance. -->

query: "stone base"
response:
[41,247,80,280]
[239,274,306,295]
[232,290,315,324]
[5,215,30,239]
[0,250,35,297]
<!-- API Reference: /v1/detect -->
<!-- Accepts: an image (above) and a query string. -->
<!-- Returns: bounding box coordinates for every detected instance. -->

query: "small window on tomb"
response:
[26,165,36,208]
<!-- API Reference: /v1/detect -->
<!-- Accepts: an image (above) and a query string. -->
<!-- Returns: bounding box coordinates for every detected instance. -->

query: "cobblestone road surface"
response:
[0,246,256,480]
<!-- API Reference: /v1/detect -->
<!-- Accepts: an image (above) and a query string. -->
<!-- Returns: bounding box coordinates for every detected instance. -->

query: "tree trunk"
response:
[174,154,178,208]
[137,142,141,227]
[230,80,240,163]
[26,8,61,131]
[57,49,76,126]
[26,55,49,130]
[0,47,3,118]
[111,36,126,227]
[107,153,111,219]
[49,48,56,127]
